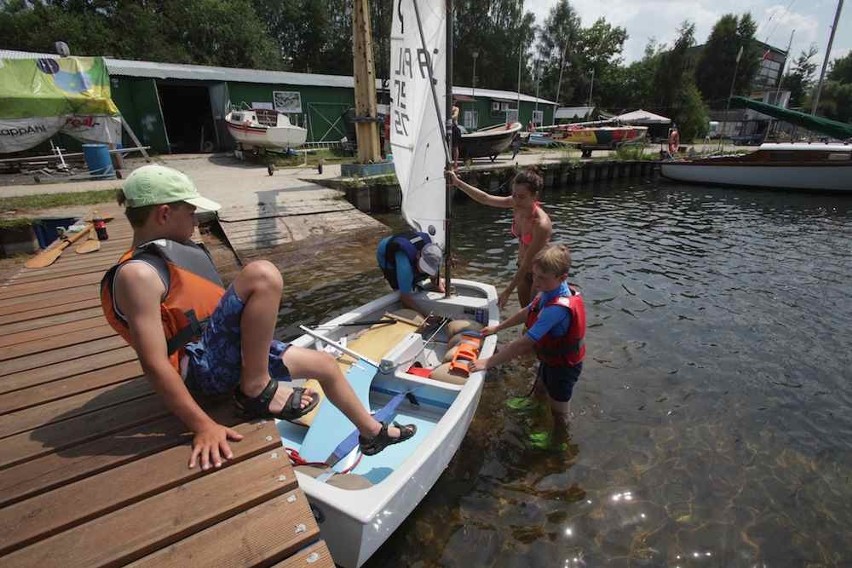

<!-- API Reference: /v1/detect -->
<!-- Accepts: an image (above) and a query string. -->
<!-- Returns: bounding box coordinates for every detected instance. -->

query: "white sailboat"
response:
[276,3,499,567]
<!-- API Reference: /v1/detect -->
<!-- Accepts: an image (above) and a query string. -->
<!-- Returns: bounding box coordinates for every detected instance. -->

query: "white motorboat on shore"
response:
[660,143,852,191]
[276,3,500,566]
[224,106,307,151]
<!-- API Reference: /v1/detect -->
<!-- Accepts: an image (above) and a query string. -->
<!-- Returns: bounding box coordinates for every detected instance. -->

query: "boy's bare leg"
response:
[234,260,395,439]
[233,261,314,412]
[283,346,402,439]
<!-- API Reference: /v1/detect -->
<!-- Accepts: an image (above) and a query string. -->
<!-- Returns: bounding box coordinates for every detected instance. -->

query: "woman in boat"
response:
[446,168,552,308]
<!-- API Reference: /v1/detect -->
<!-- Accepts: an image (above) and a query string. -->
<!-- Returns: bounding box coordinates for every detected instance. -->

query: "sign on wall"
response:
[273,91,302,113]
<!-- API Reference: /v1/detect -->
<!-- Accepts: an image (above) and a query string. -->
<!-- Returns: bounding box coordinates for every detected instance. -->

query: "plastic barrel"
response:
[82,143,116,179]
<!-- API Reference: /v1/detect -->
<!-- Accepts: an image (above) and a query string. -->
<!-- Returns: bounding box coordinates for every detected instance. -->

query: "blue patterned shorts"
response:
[183,285,291,395]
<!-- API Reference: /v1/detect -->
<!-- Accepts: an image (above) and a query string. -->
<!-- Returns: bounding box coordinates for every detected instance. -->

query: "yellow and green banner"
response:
[0,56,121,153]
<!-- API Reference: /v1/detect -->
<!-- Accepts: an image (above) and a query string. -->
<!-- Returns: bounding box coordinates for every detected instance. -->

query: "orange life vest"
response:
[100,239,225,372]
[524,287,586,367]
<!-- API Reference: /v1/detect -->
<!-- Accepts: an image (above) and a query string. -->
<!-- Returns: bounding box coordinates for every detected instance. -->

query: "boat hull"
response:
[551,125,647,149]
[225,119,307,150]
[459,122,522,160]
[660,162,852,191]
[280,280,499,568]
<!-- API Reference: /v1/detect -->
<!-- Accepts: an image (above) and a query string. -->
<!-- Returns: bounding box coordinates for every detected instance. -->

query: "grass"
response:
[0,188,118,212]
[0,188,118,229]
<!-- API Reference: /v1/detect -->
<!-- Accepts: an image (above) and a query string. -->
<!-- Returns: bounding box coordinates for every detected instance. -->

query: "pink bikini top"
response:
[511,202,542,246]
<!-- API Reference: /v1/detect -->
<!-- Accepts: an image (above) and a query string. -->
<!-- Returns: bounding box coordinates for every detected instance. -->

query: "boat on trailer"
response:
[276,3,499,566]
[458,121,523,161]
[224,105,307,151]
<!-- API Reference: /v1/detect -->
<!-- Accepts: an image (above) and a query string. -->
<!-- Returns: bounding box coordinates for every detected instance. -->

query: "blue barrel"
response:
[82,143,116,179]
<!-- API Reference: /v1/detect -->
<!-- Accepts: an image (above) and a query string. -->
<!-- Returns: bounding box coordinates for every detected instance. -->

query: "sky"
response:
[525,0,851,70]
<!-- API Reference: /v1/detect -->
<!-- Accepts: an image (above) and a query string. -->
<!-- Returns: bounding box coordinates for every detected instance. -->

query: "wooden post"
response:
[352,0,381,164]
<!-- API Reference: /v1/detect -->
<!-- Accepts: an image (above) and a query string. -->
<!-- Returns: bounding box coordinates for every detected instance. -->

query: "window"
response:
[491,101,500,112]
[463,110,478,130]
[532,110,544,125]
[272,91,302,113]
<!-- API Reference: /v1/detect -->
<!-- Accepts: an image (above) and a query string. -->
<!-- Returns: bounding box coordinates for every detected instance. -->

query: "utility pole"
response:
[352,0,381,163]
[811,0,844,115]
[587,68,595,109]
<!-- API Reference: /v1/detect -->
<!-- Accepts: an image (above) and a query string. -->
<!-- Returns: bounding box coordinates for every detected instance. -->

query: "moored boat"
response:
[660,143,852,191]
[276,3,500,567]
[224,106,307,151]
[548,124,648,156]
[458,121,523,161]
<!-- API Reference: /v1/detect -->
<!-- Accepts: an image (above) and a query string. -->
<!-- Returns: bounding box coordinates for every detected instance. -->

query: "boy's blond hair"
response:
[533,244,571,276]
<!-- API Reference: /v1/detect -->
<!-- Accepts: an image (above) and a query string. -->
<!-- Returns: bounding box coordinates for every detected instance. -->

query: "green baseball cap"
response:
[122,164,221,211]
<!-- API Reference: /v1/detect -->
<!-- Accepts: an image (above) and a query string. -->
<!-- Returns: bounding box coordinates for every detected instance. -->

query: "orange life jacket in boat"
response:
[100,239,225,372]
[524,287,586,367]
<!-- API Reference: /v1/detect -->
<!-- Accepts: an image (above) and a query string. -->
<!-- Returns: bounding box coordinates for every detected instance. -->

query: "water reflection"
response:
[276,179,852,567]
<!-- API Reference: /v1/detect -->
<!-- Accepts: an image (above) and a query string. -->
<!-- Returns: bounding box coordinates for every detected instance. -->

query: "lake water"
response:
[278,177,852,567]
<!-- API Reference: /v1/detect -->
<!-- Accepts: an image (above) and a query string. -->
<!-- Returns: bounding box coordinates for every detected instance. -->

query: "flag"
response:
[762,49,771,61]
[736,46,743,63]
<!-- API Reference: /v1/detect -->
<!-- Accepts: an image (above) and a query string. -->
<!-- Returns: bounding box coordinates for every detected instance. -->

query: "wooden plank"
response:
[0,287,98,317]
[0,298,100,326]
[271,541,334,568]
[0,411,212,507]
[0,307,104,337]
[0,394,167,469]
[0,324,117,362]
[0,335,127,376]
[0,314,105,349]
[2,450,296,567]
[0,270,105,300]
[127,490,322,568]
[0,420,281,555]
[0,378,152,439]
[0,360,142,415]
[0,347,137,394]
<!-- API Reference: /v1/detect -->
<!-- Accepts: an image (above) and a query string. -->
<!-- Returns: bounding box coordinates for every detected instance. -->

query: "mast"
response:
[444,0,453,296]
[811,0,844,115]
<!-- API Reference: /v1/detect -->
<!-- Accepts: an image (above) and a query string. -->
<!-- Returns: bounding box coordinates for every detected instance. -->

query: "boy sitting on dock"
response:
[100,164,415,470]
[470,244,586,448]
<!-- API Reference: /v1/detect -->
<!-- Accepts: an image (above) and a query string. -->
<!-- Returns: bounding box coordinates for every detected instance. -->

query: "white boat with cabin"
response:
[224,106,307,151]
[660,143,852,191]
[276,3,500,567]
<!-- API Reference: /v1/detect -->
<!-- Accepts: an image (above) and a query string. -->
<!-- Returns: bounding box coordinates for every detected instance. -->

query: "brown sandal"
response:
[234,380,319,421]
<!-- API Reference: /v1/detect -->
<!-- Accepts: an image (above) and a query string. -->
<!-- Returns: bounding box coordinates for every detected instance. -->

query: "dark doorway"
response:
[157,83,216,153]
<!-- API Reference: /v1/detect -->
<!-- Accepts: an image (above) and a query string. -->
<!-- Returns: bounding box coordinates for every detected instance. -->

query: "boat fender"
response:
[446,319,483,337]
[429,362,468,385]
[668,129,680,154]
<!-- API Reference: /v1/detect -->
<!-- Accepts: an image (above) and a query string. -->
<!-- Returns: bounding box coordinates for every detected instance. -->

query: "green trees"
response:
[780,46,819,109]
[653,23,708,140]
[694,13,761,108]
[533,1,626,109]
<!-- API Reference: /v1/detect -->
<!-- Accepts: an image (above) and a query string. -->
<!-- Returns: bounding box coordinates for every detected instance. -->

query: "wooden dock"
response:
[0,217,333,567]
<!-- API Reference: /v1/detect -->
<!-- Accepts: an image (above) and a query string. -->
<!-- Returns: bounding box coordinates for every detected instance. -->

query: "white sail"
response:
[390,0,448,248]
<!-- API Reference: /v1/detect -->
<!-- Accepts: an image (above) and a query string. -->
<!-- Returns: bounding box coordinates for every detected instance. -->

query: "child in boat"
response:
[376,231,444,316]
[101,164,415,470]
[470,244,585,448]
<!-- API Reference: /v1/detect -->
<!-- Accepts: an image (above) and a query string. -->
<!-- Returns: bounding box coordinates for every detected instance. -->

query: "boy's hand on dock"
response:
[189,423,244,470]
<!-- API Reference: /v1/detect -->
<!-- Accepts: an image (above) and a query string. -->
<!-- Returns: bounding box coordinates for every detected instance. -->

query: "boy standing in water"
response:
[470,244,586,448]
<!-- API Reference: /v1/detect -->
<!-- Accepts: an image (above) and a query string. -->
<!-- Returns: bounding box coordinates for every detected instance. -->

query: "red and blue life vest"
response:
[525,286,586,367]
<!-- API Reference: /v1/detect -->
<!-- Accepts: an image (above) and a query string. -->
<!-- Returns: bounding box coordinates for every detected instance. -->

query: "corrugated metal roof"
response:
[0,50,555,104]
[0,49,59,59]
[104,57,357,89]
[452,86,554,105]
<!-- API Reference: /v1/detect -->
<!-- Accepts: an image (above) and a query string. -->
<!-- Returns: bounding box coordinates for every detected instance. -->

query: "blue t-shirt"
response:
[376,236,418,294]
[525,281,573,342]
